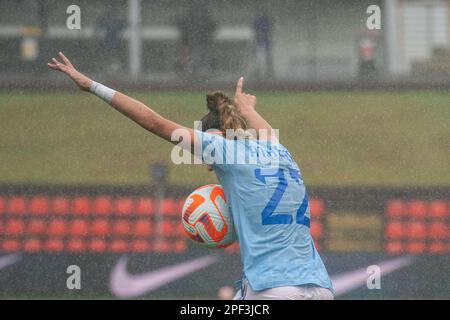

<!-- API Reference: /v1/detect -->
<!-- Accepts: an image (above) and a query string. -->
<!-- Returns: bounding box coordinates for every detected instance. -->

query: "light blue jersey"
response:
[196,131,333,292]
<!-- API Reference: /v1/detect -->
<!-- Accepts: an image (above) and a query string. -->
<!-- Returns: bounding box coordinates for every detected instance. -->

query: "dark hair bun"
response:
[206,92,230,113]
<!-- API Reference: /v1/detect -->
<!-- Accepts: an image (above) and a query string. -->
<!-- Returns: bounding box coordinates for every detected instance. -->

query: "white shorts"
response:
[233,279,334,300]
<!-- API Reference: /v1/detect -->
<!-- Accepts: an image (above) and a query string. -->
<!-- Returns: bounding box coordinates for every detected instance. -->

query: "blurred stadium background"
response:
[0,0,449,299]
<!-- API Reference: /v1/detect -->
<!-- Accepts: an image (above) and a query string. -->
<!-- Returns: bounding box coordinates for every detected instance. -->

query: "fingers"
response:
[47,57,66,72]
[54,58,64,69]
[47,52,74,72]
[58,51,74,67]
[47,62,58,70]
[235,77,244,95]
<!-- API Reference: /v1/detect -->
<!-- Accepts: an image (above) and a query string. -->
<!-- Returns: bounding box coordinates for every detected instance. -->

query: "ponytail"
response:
[202,92,248,135]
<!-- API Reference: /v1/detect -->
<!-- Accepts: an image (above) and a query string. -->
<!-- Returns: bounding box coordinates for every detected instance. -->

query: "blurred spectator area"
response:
[1,0,450,84]
[0,186,448,254]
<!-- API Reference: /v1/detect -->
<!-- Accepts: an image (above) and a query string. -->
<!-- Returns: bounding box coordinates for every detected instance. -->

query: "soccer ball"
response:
[182,184,236,248]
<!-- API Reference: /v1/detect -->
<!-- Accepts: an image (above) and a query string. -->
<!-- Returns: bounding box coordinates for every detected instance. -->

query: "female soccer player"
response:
[48,52,334,300]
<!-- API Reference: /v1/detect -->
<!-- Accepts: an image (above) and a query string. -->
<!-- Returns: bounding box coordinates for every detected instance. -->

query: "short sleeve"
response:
[194,130,227,167]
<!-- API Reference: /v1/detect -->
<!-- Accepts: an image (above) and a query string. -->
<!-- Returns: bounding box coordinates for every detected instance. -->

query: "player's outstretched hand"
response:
[234,77,257,114]
[47,52,92,91]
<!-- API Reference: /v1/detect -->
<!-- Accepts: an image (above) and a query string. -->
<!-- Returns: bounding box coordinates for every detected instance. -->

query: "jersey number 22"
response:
[255,168,310,227]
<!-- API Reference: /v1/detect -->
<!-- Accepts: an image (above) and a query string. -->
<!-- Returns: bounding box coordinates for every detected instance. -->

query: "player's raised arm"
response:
[47,52,194,148]
[234,77,277,142]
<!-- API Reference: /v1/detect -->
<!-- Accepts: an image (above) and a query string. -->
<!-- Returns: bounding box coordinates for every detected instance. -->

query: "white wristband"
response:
[90,81,116,103]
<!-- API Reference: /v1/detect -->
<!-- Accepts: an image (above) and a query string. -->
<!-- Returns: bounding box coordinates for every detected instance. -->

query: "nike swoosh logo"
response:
[110,254,414,298]
[0,253,21,271]
[110,255,219,298]
[331,255,415,297]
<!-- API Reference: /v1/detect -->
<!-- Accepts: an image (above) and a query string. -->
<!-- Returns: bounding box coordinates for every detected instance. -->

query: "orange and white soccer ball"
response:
[182,184,236,248]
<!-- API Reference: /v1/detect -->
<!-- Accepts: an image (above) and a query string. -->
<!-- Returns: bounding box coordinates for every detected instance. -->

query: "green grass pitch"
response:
[0,90,449,187]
